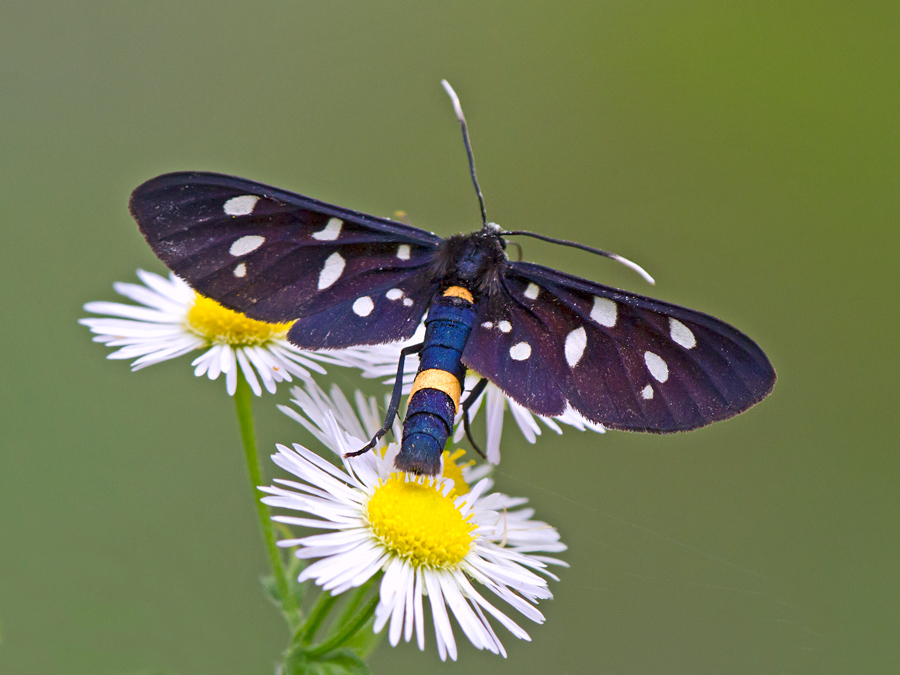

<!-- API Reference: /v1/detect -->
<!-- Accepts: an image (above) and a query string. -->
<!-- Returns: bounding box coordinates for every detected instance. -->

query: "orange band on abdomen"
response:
[409,369,462,411]
[442,285,474,303]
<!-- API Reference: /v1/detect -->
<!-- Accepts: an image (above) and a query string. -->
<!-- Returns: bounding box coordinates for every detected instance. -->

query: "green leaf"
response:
[261,573,282,607]
[261,567,306,628]
[281,648,372,675]
[340,616,382,659]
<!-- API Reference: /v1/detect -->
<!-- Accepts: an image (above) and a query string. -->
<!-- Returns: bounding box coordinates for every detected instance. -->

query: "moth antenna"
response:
[441,79,488,229]
[507,240,524,262]
[501,230,656,285]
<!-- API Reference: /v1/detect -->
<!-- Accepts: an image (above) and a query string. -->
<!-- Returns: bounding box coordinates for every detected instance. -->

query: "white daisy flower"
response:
[265,382,566,661]
[339,325,605,464]
[80,269,357,396]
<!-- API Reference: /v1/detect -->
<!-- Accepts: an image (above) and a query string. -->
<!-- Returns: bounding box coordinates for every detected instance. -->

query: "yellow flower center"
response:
[440,448,475,495]
[366,474,476,568]
[186,293,292,345]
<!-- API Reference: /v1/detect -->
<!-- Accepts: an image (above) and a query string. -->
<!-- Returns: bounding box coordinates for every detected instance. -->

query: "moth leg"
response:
[459,377,489,460]
[345,342,424,458]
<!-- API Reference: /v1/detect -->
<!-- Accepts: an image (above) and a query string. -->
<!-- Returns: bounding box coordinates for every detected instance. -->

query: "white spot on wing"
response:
[509,342,531,361]
[397,244,411,260]
[590,296,617,327]
[402,298,414,307]
[352,296,374,317]
[223,195,260,216]
[233,263,246,277]
[641,384,654,399]
[312,217,343,241]
[481,321,493,329]
[669,318,696,349]
[564,326,587,367]
[317,252,345,290]
[644,351,669,383]
[229,235,265,256]
[386,288,403,300]
[497,320,512,333]
[524,283,540,300]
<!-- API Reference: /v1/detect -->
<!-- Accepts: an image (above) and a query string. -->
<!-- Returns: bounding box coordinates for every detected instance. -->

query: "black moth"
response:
[130,82,775,474]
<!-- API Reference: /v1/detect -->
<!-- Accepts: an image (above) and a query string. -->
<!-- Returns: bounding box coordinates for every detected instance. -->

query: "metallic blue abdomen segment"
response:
[418,345,466,379]
[405,389,457,435]
[420,302,474,363]
[395,295,476,475]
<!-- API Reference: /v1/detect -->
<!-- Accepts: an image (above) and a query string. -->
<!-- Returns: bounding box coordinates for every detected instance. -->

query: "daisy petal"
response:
[81,270,334,396]
[264,387,565,661]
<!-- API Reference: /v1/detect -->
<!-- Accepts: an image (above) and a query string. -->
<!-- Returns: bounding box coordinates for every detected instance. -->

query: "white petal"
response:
[485,386,505,464]
[82,301,180,323]
[508,399,541,444]
[424,571,457,661]
[235,349,262,396]
[136,269,193,304]
[226,363,238,395]
[244,346,278,393]
[387,561,411,646]
[404,563,417,643]
[207,346,224,380]
[456,573,530,641]
[414,568,426,650]
[537,415,563,434]
[192,346,217,377]
[438,573,496,653]
[82,318,189,338]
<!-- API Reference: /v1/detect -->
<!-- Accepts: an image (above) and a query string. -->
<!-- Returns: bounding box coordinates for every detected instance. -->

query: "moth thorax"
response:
[450,233,503,285]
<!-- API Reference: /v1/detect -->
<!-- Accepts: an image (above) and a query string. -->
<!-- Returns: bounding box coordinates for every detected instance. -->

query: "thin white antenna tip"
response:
[611,254,656,285]
[441,79,465,121]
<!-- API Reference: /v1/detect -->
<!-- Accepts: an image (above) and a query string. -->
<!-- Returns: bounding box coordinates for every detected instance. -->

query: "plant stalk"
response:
[306,595,379,658]
[233,369,300,623]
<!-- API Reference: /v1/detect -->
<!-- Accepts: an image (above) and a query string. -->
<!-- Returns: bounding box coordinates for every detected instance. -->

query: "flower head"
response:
[265,382,566,660]
[340,326,606,464]
[80,270,353,396]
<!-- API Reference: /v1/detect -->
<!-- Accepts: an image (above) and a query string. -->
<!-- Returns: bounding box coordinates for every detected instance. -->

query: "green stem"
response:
[330,576,377,633]
[233,370,300,623]
[296,591,339,644]
[306,594,379,658]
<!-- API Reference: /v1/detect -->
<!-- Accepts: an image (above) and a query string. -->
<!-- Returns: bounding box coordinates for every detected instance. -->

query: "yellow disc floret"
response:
[441,449,475,496]
[186,293,292,346]
[366,474,476,568]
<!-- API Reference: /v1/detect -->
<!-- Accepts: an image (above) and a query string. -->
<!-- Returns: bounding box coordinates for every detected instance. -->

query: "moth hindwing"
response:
[131,171,775,431]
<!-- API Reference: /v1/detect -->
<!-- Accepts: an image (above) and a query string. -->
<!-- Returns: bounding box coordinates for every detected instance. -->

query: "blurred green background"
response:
[1,2,897,673]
